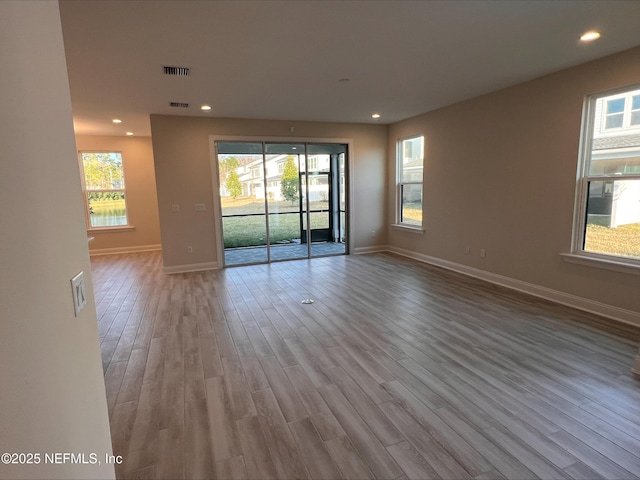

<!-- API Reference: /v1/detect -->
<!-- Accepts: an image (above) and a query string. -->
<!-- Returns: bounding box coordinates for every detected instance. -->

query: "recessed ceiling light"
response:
[372,113,381,119]
[112,118,122,124]
[125,132,134,136]
[580,31,601,42]
[200,104,212,111]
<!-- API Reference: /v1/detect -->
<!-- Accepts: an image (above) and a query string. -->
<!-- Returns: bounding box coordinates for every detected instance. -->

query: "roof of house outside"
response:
[593,133,640,150]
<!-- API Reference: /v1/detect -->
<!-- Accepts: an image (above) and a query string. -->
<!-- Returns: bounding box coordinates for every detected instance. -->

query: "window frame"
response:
[78,150,130,230]
[570,84,640,270]
[395,135,425,229]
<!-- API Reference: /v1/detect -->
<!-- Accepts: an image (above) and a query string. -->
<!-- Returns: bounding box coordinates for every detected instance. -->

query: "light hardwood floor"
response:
[91,251,640,480]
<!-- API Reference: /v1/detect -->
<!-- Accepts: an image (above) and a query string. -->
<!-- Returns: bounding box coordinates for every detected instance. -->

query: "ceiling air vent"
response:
[169,102,190,108]
[163,65,190,77]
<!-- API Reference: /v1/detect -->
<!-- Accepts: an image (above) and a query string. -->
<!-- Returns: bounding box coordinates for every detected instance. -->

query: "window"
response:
[397,136,424,226]
[308,157,318,170]
[574,86,640,263]
[79,152,128,228]
[604,97,625,129]
[602,92,640,130]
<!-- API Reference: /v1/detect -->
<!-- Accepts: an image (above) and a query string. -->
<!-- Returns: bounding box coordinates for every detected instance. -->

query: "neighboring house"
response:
[222,154,333,202]
[589,88,640,228]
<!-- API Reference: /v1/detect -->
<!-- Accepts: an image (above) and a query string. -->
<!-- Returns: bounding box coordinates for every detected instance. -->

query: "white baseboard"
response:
[385,245,640,328]
[163,261,220,274]
[89,244,162,256]
[352,245,389,255]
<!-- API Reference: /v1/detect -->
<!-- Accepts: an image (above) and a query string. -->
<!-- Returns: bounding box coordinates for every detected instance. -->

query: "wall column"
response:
[0,2,115,479]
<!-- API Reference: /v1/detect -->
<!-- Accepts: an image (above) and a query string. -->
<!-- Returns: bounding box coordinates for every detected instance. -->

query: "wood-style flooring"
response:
[91,251,640,480]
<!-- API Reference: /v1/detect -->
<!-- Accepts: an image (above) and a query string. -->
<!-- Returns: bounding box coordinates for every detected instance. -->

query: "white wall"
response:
[387,46,640,323]
[75,135,162,254]
[150,115,387,271]
[0,2,115,479]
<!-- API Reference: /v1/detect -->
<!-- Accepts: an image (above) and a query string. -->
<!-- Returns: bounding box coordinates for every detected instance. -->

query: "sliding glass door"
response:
[216,141,348,266]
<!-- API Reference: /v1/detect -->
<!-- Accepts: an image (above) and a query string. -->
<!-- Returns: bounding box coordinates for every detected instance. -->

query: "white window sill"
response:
[560,253,640,276]
[88,226,135,233]
[391,223,425,234]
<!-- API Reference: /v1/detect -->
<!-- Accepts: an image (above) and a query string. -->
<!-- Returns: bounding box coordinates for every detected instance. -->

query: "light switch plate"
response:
[71,271,87,316]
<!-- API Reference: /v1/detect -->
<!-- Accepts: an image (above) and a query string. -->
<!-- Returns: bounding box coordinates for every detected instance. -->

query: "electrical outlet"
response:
[187,246,193,254]
[194,204,206,211]
[171,204,180,212]
[465,246,471,254]
[371,230,376,237]
[480,248,486,258]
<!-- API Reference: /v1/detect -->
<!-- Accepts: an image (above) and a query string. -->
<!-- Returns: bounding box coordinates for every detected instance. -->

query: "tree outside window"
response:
[281,156,299,205]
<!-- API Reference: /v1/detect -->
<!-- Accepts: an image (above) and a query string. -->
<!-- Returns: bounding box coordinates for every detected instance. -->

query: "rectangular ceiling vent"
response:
[163,65,190,77]
[169,102,190,108]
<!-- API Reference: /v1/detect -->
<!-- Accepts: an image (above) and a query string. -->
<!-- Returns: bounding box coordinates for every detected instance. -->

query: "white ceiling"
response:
[59,0,640,137]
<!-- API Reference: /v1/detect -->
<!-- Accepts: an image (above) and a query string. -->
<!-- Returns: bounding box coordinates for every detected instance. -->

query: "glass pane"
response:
[268,213,306,261]
[307,173,330,247]
[306,154,330,173]
[308,173,329,225]
[590,154,640,176]
[88,191,127,227]
[222,216,268,249]
[605,114,624,129]
[268,213,301,244]
[590,90,640,175]
[606,98,625,114]
[633,95,640,110]
[218,151,268,265]
[218,153,264,217]
[266,154,301,213]
[584,180,640,260]
[401,184,423,225]
[82,152,124,189]
[264,149,306,261]
[401,136,424,182]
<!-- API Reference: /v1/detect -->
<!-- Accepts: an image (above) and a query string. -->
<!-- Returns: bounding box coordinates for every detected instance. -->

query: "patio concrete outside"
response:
[224,241,346,266]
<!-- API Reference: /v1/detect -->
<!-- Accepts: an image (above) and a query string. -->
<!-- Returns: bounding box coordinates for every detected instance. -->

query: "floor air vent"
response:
[169,102,190,108]
[163,65,190,76]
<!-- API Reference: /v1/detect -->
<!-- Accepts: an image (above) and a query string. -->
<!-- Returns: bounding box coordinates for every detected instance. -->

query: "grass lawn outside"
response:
[90,198,125,210]
[221,196,330,248]
[221,196,328,215]
[402,202,422,225]
[585,222,640,260]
